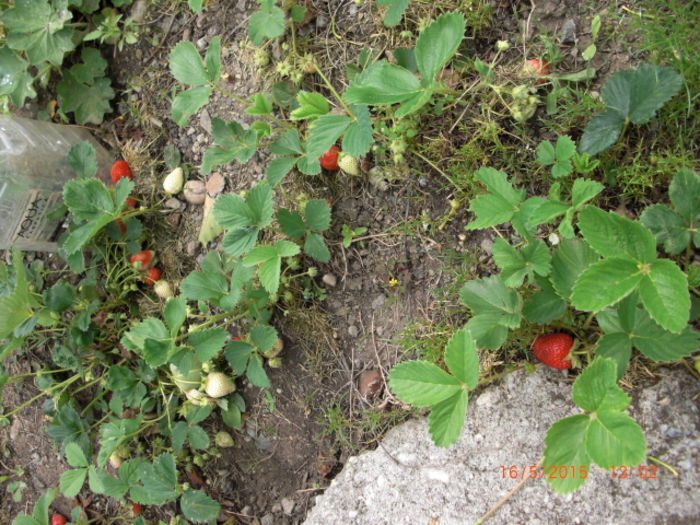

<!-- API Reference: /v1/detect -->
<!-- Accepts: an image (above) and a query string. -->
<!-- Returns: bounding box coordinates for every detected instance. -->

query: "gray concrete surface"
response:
[304,368,700,525]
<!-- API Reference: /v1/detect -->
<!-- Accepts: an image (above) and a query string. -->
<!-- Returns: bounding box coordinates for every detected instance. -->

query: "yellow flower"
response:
[389,277,399,287]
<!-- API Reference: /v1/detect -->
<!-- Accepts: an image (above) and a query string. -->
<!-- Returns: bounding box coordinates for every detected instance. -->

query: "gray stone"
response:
[322,274,337,287]
[303,369,700,525]
[261,514,275,525]
[560,18,577,44]
[347,325,359,338]
[371,294,386,310]
[281,497,295,515]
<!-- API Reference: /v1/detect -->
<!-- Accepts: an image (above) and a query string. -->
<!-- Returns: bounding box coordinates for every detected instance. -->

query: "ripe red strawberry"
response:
[144,267,162,285]
[51,514,68,525]
[132,503,142,516]
[524,59,551,84]
[319,146,340,170]
[110,160,133,184]
[125,197,138,208]
[532,333,573,369]
[130,250,155,269]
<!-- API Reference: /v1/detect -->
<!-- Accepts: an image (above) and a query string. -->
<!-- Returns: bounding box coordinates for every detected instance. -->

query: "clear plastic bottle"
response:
[0,115,113,251]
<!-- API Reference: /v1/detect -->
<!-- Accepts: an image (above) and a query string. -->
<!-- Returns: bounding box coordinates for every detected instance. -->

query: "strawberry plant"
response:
[387,149,698,491]
[579,63,683,156]
[640,168,700,256]
[389,328,479,447]
[0,134,337,521]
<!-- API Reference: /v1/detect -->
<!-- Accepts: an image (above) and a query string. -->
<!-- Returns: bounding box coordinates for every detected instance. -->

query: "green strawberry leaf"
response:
[578,206,656,263]
[343,61,421,105]
[376,0,410,27]
[571,257,643,313]
[668,168,700,223]
[304,200,331,231]
[204,36,222,83]
[638,258,689,333]
[169,40,209,86]
[171,86,212,127]
[305,114,352,160]
[188,328,228,362]
[536,140,556,166]
[640,204,689,255]
[266,157,296,185]
[164,296,187,336]
[466,167,525,230]
[523,276,567,323]
[550,238,599,300]
[290,91,329,120]
[181,489,221,523]
[460,276,522,329]
[428,389,468,448]
[304,232,331,262]
[202,118,258,174]
[248,1,285,45]
[414,12,465,82]
[389,361,462,406]
[443,328,479,388]
[579,64,682,156]
[181,270,228,301]
[572,357,630,413]
[585,410,646,470]
[543,415,591,494]
[246,93,273,116]
[492,238,551,287]
[578,108,623,156]
[130,453,178,505]
[342,104,374,157]
[464,316,509,350]
[65,441,89,468]
[59,468,87,498]
[276,209,306,238]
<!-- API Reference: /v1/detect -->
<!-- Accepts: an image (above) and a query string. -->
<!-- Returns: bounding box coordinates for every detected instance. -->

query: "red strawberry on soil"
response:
[110,160,133,184]
[532,333,573,370]
[51,514,68,525]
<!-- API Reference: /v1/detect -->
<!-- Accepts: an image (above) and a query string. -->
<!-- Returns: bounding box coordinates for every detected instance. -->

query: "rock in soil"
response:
[183,180,206,205]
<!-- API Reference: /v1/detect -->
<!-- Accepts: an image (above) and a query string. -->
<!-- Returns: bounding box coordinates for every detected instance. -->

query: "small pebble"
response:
[322,273,337,287]
[186,240,198,256]
[348,325,359,338]
[359,369,382,397]
[164,197,183,210]
[206,172,225,197]
[184,180,206,205]
[281,497,295,515]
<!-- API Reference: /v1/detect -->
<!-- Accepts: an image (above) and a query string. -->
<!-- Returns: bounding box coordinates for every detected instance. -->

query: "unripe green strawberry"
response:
[215,431,234,447]
[204,372,236,398]
[532,333,573,369]
[338,154,359,175]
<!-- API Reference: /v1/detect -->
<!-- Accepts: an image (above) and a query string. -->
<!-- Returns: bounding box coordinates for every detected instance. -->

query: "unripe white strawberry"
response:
[185,389,209,406]
[109,452,122,469]
[204,372,236,398]
[154,280,174,299]
[338,154,359,175]
[163,167,184,195]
